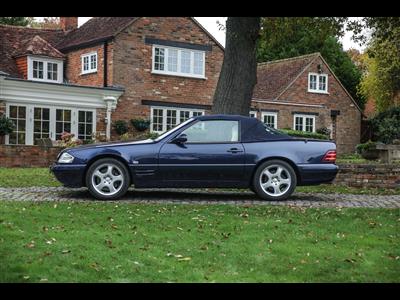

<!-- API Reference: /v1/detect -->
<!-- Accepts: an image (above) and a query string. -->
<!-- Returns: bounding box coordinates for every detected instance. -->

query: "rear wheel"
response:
[252,160,297,201]
[86,158,130,200]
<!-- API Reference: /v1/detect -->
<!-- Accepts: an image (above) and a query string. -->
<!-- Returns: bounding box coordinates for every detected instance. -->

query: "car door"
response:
[158,119,245,186]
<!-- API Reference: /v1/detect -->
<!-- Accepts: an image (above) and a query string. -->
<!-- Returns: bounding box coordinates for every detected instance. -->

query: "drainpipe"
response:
[104,96,117,141]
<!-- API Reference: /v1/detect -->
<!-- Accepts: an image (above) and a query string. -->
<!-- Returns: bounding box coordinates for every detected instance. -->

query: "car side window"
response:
[181,120,239,143]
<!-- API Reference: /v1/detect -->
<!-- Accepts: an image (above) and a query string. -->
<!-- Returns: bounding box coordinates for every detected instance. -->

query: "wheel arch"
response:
[251,156,301,186]
[83,154,132,187]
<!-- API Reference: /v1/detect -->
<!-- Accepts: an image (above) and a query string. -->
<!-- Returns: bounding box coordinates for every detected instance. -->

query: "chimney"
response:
[60,17,78,31]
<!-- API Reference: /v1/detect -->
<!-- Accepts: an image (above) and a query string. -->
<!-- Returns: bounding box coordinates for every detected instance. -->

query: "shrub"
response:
[147,132,159,140]
[54,132,83,148]
[316,127,331,136]
[369,107,400,144]
[356,140,377,154]
[130,118,150,132]
[0,115,15,136]
[113,120,129,136]
[279,129,329,140]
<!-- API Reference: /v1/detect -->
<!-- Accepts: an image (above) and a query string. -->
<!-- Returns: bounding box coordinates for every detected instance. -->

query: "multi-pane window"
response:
[81,52,97,74]
[262,112,278,129]
[33,61,44,79]
[152,45,206,78]
[294,114,315,133]
[78,111,93,140]
[55,109,72,140]
[33,107,50,144]
[151,107,204,133]
[308,73,328,93]
[8,105,26,145]
[47,63,58,81]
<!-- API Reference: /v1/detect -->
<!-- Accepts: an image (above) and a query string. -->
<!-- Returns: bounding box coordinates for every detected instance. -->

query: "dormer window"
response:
[81,52,97,74]
[28,56,63,83]
[308,73,328,93]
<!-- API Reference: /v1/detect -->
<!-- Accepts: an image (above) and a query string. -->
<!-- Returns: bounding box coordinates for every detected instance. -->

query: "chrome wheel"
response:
[259,164,291,197]
[91,163,124,196]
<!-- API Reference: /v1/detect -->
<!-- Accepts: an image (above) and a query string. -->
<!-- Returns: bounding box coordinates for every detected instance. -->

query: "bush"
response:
[279,129,329,140]
[356,140,380,160]
[0,115,15,136]
[113,120,129,136]
[316,127,331,136]
[131,118,150,132]
[369,107,400,144]
[54,132,83,148]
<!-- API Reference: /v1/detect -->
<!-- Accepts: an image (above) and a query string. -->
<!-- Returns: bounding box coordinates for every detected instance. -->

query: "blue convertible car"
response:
[51,115,338,200]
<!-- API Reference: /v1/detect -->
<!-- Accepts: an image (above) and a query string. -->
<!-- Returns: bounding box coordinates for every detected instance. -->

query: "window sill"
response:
[81,71,98,76]
[307,90,329,95]
[151,71,207,80]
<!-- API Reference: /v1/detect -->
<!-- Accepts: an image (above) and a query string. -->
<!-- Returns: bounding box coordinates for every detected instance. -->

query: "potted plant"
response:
[130,118,150,132]
[356,140,380,160]
[0,115,15,144]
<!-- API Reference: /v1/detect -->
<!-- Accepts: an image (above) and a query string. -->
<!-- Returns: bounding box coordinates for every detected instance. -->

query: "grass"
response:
[1,167,399,195]
[0,201,399,283]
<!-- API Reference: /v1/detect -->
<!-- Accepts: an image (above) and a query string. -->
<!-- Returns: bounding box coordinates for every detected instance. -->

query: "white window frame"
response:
[308,73,328,94]
[249,111,257,118]
[151,45,206,79]
[293,114,316,133]
[81,52,98,75]
[150,106,205,134]
[261,112,278,129]
[5,103,96,145]
[27,56,63,83]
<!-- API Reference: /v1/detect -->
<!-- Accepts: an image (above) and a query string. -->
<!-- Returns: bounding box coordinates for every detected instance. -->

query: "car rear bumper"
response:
[297,163,339,185]
[50,163,86,188]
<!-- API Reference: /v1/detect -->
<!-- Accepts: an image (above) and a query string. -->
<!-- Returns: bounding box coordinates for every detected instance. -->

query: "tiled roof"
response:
[253,53,320,100]
[0,24,66,77]
[56,17,138,50]
[15,35,65,59]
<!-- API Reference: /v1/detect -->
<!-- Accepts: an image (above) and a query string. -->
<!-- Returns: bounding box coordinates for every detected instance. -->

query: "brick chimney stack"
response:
[60,17,78,31]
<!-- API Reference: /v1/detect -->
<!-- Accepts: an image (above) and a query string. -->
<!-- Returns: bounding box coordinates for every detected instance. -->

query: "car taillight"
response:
[322,150,336,163]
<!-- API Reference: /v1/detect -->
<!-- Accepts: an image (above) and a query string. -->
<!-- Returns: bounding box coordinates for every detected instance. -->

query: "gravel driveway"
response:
[0,187,399,208]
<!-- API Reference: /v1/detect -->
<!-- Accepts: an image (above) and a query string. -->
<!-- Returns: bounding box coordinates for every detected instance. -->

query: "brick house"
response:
[0,17,224,146]
[251,53,363,154]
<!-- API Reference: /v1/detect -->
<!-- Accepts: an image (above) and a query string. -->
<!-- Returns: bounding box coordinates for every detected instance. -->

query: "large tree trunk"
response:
[212,17,260,115]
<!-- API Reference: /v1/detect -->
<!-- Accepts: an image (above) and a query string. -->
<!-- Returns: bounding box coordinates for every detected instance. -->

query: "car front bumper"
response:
[50,163,87,188]
[297,163,339,185]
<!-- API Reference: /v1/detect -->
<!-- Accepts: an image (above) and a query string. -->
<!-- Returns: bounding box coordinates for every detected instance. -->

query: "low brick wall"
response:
[335,163,400,189]
[0,145,63,168]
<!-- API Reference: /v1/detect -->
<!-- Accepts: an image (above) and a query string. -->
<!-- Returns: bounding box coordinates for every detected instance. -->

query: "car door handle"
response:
[227,148,243,153]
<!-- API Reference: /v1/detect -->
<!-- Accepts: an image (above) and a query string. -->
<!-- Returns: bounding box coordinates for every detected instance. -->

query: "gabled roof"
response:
[0,24,66,77]
[56,17,139,51]
[15,35,65,59]
[253,52,319,101]
[56,17,224,51]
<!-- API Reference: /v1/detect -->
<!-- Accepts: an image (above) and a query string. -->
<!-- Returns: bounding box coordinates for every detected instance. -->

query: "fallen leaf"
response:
[40,278,48,282]
[23,276,30,280]
[62,249,71,254]
[178,257,191,261]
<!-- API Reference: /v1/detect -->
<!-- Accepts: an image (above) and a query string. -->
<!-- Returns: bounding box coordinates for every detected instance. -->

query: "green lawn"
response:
[1,167,399,195]
[0,201,399,282]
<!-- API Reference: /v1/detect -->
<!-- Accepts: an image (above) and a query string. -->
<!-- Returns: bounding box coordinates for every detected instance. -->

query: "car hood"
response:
[66,138,156,152]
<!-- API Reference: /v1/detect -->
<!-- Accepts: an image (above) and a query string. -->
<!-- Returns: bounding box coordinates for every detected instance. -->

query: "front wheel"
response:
[86,158,130,200]
[252,160,297,201]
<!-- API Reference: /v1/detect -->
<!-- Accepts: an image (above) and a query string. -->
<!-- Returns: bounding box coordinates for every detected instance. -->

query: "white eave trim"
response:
[252,98,326,109]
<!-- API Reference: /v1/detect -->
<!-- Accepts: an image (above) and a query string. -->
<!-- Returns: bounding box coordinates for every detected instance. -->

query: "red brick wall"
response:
[110,17,224,122]
[15,56,28,79]
[64,43,114,87]
[253,56,361,154]
[0,145,63,167]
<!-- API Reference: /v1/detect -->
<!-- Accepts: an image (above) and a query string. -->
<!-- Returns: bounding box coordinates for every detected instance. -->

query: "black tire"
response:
[86,158,130,200]
[252,159,297,201]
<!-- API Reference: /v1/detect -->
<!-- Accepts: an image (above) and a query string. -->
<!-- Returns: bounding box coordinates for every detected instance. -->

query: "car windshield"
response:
[153,118,195,142]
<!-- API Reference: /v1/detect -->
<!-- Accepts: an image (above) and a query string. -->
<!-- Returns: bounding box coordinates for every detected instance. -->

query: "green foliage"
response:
[279,128,329,140]
[0,17,32,26]
[257,17,365,109]
[130,118,150,132]
[356,140,377,154]
[369,107,400,144]
[113,120,128,136]
[0,115,15,136]
[146,132,159,140]
[316,127,331,136]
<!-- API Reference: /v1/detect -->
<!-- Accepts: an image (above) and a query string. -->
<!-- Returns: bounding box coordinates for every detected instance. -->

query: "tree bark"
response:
[212,17,261,115]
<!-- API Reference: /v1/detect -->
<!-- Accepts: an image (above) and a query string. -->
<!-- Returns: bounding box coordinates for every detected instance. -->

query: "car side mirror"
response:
[172,133,187,144]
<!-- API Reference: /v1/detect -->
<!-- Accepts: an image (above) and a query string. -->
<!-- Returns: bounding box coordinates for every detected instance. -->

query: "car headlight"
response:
[58,152,75,164]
